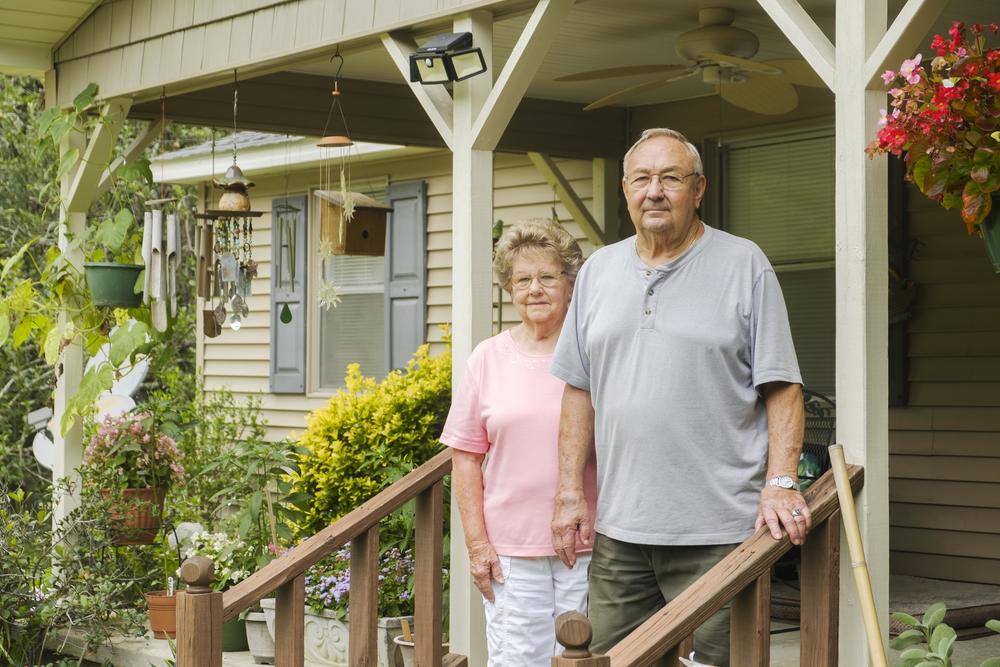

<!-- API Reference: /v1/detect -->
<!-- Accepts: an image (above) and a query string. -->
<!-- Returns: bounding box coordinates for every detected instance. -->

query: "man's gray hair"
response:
[623,128,703,175]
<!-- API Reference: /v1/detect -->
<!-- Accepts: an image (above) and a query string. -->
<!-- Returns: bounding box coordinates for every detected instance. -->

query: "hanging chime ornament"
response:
[195,72,262,334]
[314,48,391,263]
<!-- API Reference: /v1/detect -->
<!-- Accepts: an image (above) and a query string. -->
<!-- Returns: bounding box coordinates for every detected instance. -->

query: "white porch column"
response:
[449,10,494,667]
[835,0,889,664]
[53,127,86,525]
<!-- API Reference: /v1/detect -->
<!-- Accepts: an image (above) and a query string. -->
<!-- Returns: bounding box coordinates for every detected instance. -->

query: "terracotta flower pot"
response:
[145,590,177,639]
[103,487,166,545]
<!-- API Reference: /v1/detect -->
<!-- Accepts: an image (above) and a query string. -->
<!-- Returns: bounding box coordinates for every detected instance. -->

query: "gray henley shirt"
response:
[551,223,802,545]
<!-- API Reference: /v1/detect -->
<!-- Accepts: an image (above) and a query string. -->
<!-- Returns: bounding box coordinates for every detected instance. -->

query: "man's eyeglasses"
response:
[627,172,699,191]
[511,272,565,290]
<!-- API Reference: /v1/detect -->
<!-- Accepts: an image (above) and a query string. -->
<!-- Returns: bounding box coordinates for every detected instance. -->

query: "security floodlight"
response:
[409,32,487,84]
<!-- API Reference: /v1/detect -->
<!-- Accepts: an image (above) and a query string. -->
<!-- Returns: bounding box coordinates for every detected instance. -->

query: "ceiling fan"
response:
[555,7,825,115]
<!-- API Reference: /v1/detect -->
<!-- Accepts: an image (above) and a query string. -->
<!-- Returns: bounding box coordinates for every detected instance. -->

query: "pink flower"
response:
[899,54,922,84]
[881,70,896,84]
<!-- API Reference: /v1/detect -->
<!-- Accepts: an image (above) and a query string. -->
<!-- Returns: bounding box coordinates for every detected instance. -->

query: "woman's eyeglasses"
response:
[511,272,565,290]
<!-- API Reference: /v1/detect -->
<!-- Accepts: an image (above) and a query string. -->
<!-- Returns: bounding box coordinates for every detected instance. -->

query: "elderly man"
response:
[550,128,808,665]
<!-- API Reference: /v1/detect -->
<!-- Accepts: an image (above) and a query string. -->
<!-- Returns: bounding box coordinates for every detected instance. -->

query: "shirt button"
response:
[647,288,654,296]
[644,309,651,315]
[645,271,651,277]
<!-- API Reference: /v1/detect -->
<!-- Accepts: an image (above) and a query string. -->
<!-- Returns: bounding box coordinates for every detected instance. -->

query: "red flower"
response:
[988,72,1000,91]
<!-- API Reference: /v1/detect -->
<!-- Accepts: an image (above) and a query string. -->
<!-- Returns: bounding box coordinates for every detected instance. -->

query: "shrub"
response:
[289,341,451,537]
[0,483,153,665]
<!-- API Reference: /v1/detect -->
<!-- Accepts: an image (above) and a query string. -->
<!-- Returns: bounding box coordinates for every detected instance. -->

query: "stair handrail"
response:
[176,447,455,666]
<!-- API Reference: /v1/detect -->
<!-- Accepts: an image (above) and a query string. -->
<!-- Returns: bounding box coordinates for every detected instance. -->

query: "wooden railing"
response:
[555,464,865,667]
[175,448,467,666]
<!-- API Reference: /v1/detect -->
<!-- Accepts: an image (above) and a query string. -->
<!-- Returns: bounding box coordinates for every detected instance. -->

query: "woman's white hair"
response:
[623,128,703,175]
[493,218,584,290]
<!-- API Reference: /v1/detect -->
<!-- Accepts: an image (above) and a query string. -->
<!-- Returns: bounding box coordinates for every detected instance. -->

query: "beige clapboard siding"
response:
[199,149,596,437]
[888,185,1000,585]
[53,0,511,106]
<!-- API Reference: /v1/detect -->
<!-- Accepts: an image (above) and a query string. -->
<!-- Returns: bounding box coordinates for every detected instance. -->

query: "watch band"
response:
[766,475,800,491]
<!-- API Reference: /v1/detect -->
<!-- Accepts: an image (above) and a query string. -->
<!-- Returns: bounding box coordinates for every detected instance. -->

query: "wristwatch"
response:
[766,475,800,491]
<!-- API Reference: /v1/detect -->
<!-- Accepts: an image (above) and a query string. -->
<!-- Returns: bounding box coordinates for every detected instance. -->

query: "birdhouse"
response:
[315,190,391,256]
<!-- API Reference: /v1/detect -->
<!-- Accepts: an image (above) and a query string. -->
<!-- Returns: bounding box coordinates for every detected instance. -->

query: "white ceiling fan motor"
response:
[675,7,760,63]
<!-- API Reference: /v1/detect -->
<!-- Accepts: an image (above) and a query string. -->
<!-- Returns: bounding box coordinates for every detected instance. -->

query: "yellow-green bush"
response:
[290,341,451,536]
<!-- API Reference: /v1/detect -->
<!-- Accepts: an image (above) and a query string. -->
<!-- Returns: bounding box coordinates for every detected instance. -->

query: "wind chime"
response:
[144,95,179,333]
[196,72,262,336]
[315,49,391,272]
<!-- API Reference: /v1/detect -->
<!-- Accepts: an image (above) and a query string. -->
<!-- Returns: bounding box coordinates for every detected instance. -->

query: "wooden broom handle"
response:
[829,444,888,667]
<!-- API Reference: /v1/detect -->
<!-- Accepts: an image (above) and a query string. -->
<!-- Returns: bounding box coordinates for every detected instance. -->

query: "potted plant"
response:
[145,536,184,640]
[180,530,264,652]
[79,411,185,545]
[867,21,1000,271]
[259,544,416,667]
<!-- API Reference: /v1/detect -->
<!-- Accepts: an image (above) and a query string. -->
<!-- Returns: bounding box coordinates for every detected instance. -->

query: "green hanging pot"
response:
[83,262,144,308]
[980,194,1000,274]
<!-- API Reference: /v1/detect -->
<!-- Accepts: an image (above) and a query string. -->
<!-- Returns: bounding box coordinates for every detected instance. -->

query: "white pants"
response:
[483,553,591,667]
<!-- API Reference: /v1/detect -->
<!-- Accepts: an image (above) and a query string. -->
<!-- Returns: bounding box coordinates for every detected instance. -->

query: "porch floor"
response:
[56,576,1000,666]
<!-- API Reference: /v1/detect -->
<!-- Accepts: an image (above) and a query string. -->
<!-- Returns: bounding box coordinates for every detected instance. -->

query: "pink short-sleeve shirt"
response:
[440,329,598,557]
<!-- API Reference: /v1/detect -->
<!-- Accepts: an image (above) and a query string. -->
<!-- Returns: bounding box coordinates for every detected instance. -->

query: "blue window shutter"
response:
[270,195,308,393]
[384,181,427,371]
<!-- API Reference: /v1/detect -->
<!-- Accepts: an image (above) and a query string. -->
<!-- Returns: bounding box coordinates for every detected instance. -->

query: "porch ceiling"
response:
[281,0,985,109]
[125,0,988,146]
[0,0,101,75]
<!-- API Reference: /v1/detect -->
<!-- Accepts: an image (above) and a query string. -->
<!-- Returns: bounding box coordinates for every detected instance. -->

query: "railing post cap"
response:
[555,610,593,658]
[180,555,215,590]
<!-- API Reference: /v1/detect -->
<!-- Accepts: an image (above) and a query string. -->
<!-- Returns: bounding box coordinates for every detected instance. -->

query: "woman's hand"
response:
[467,540,504,602]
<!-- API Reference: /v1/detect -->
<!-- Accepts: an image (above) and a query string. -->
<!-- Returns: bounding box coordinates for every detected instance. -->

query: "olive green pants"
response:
[588,534,736,666]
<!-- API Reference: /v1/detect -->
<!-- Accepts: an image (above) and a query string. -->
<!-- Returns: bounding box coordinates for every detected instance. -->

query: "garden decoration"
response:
[274,199,300,324]
[195,73,262,333]
[868,21,1000,272]
[80,411,185,545]
[143,197,180,332]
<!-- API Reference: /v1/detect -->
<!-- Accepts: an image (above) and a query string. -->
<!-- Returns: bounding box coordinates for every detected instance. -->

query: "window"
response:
[317,254,386,389]
[307,178,427,393]
[720,131,836,395]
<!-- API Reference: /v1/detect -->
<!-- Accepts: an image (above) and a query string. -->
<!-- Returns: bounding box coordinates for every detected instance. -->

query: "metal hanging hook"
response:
[232,70,240,164]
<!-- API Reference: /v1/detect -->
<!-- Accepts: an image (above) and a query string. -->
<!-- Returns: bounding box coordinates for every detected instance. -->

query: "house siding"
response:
[888,190,1000,586]
[197,150,597,441]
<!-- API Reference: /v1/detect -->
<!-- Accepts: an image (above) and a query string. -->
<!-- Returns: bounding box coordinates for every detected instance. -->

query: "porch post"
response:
[52,127,86,525]
[448,10,494,667]
[835,0,889,664]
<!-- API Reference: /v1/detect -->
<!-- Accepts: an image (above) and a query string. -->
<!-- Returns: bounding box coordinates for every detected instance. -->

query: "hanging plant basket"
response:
[102,487,165,545]
[980,194,1000,275]
[83,262,144,307]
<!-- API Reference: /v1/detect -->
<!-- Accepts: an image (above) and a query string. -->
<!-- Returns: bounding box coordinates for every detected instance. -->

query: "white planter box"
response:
[260,598,409,667]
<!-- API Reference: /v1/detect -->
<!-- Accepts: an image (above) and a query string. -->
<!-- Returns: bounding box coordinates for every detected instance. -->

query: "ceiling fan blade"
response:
[719,73,798,115]
[584,70,697,110]
[701,51,781,75]
[764,59,827,88]
[555,64,689,82]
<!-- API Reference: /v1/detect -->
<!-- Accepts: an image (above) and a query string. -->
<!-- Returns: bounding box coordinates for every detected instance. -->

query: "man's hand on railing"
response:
[551,491,593,568]
[468,540,504,602]
[755,486,812,546]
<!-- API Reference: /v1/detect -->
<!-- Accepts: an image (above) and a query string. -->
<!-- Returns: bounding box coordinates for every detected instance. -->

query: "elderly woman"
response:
[440,219,598,665]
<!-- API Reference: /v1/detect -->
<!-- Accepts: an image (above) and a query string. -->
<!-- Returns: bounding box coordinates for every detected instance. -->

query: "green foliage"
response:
[289,341,452,537]
[0,483,155,665]
[891,603,1000,667]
